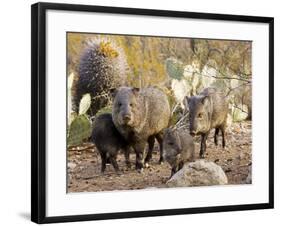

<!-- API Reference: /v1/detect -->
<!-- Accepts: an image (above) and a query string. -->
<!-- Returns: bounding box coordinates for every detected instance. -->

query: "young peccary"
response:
[91,113,130,173]
[111,86,170,171]
[186,87,229,158]
[163,128,195,177]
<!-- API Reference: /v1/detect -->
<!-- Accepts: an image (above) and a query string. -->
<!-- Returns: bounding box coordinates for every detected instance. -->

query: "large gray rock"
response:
[166,160,228,187]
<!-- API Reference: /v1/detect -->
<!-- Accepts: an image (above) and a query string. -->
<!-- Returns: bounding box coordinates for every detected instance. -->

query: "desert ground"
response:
[67,121,251,193]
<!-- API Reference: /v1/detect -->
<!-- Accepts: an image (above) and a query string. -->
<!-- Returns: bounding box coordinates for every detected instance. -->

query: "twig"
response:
[232,104,248,114]
[68,144,95,152]
[171,102,180,116]
[226,82,251,97]
[173,112,189,128]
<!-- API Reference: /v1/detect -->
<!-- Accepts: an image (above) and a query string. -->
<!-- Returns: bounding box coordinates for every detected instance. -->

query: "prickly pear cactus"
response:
[67,93,92,147]
[67,114,92,147]
[165,58,184,80]
[232,104,249,122]
[79,93,91,115]
[95,105,112,117]
[68,73,75,124]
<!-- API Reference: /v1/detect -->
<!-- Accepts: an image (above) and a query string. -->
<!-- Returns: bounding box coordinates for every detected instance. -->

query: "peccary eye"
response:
[130,103,133,107]
[198,113,203,119]
[118,102,122,107]
[168,142,174,145]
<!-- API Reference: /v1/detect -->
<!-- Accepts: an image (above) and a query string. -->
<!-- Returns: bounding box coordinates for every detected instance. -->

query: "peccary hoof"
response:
[137,168,144,174]
[159,160,164,165]
[135,162,144,170]
[115,170,122,175]
[144,162,150,168]
[126,163,132,169]
[199,153,205,159]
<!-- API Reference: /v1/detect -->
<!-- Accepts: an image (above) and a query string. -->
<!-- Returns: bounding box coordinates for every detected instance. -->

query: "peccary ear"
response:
[184,96,191,110]
[201,95,210,105]
[175,130,182,151]
[109,88,117,98]
[131,87,140,96]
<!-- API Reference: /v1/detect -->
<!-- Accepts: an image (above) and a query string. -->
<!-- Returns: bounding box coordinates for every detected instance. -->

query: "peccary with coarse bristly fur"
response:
[91,113,131,173]
[163,128,195,177]
[186,87,229,158]
[111,86,170,171]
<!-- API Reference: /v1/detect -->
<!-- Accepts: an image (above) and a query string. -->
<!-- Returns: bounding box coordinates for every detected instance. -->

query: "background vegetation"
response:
[67,33,252,146]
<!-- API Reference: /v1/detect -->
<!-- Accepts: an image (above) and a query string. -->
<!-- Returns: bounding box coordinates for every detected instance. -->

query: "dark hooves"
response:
[115,170,122,175]
[199,154,205,159]
[137,168,144,174]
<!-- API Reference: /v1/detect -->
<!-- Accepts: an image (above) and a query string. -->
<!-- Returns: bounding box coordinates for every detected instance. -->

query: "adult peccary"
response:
[163,128,195,177]
[91,113,131,173]
[186,87,229,158]
[111,86,170,171]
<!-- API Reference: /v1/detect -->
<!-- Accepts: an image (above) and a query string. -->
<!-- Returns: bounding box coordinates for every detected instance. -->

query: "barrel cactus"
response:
[72,38,128,116]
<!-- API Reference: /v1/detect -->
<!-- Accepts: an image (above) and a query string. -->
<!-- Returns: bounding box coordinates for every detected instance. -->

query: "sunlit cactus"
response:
[72,38,128,116]
[79,93,91,115]
[165,58,184,80]
[67,114,92,147]
[67,93,92,147]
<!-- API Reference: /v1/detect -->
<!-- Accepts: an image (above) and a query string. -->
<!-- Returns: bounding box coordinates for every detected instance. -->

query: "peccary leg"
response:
[109,155,120,173]
[100,152,107,173]
[106,156,111,164]
[171,166,177,178]
[214,128,219,146]
[178,161,184,171]
[155,133,164,164]
[124,147,131,168]
[200,132,209,158]
[144,136,155,166]
[221,126,226,148]
[134,142,146,171]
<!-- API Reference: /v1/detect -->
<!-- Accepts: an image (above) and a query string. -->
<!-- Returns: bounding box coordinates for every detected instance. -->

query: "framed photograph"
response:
[31,2,274,224]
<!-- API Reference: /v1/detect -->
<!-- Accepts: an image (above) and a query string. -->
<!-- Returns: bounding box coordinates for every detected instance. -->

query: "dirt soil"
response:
[67,121,252,193]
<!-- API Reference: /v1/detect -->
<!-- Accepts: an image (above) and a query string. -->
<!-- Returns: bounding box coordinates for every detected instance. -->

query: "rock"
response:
[67,162,77,170]
[166,160,228,187]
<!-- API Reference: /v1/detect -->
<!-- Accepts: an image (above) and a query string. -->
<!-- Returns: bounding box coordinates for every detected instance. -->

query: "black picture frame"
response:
[31,2,274,224]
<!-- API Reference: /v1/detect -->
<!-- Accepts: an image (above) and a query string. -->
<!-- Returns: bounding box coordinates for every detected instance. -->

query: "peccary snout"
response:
[123,114,131,122]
